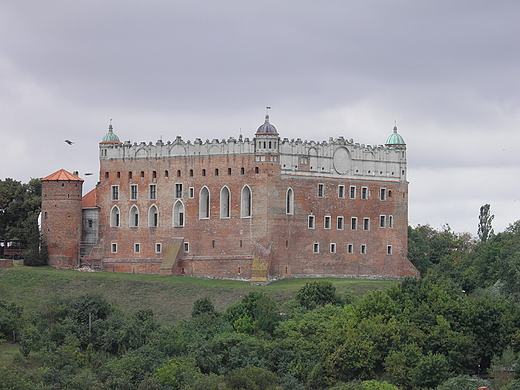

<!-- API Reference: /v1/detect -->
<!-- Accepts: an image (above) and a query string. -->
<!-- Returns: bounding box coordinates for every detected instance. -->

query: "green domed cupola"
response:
[386,125,405,146]
[100,121,122,144]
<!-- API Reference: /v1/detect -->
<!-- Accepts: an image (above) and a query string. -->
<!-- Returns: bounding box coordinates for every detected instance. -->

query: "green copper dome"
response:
[101,123,121,143]
[386,125,405,145]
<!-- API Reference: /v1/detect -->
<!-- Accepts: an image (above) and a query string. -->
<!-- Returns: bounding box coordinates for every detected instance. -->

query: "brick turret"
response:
[41,169,84,268]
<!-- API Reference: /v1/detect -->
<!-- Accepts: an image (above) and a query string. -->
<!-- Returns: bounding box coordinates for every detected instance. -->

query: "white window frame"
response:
[330,243,336,253]
[134,243,141,253]
[337,216,344,230]
[130,184,138,201]
[156,243,162,253]
[324,216,331,229]
[380,215,386,228]
[347,244,353,254]
[173,200,185,227]
[308,215,315,229]
[220,186,231,219]
[241,185,252,218]
[111,185,119,201]
[363,217,370,231]
[389,215,394,229]
[110,205,120,227]
[129,205,139,227]
[149,184,157,200]
[184,242,189,253]
[380,188,387,201]
[360,244,367,254]
[175,183,183,199]
[387,245,393,255]
[189,187,194,199]
[286,188,294,215]
[351,217,357,230]
[148,205,159,227]
[350,185,356,199]
[313,242,320,253]
[318,183,324,198]
[111,243,118,253]
[361,187,368,200]
[338,185,345,199]
[199,186,210,219]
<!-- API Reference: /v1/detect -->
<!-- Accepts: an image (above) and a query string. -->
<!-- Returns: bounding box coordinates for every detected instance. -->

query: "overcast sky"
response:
[1,1,519,235]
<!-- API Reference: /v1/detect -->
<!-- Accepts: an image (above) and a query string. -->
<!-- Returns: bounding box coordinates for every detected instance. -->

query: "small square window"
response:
[318,183,324,198]
[361,187,368,200]
[347,244,353,254]
[111,243,118,253]
[387,245,393,255]
[338,185,345,198]
[361,244,367,254]
[330,243,336,253]
[156,243,162,253]
[134,243,141,253]
[350,186,356,199]
[184,242,189,253]
[324,216,331,229]
[111,185,119,201]
[337,216,344,230]
[313,242,320,253]
[308,215,315,229]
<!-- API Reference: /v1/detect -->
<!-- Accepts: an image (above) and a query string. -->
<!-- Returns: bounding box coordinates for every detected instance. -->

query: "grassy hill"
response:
[0,262,398,325]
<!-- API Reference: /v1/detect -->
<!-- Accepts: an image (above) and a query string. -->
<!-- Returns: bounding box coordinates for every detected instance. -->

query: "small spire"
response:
[393,120,398,132]
[265,106,271,121]
[109,119,113,131]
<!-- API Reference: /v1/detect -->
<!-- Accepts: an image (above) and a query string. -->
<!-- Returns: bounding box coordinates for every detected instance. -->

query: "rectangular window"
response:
[175,183,183,198]
[361,244,367,254]
[350,186,356,199]
[361,187,368,200]
[130,184,138,200]
[111,243,118,253]
[189,187,194,198]
[324,216,331,229]
[387,245,393,255]
[308,215,315,229]
[363,218,370,231]
[380,215,386,228]
[149,184,157,200]
[347,244,353,254]
[134,243,140,253]
[313,242,320,253]
[330,243,336,253]
[318,183,324,198]
[351,217,357,230]
[111,185,119,201]
[155,243,162,253]
[338,185,345,198]
[128,171,133,179]
[389,215,394,228]
[87,219,93,228]
[380,188,387,201]
[337,216,344,230]
[184,242,189,253]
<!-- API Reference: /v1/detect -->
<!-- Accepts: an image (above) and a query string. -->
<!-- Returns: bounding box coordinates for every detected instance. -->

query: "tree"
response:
[296,281,342,310]
[192,297,218,318]
[225,366,281,390]
[478,204,495,242]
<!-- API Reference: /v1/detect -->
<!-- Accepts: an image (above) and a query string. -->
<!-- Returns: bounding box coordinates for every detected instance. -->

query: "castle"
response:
[41,114,418,283]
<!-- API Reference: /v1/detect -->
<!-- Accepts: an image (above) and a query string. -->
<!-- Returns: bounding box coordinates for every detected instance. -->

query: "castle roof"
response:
[385,125,405,145]
[42,169,84,182]
[82,188,97,208]
[100,123,122,144]
[255,114,278,135]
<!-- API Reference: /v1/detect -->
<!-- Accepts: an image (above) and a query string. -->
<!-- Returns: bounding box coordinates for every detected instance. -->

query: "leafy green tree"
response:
[296,281,342,309]
[478,203,495,242]
[224,291,281,334]
[192,296,218,318]
[0,300,24,342]
[435,375,488,390]
[225,366,281,390]
[411,352,450,389]
[154,357,202,389]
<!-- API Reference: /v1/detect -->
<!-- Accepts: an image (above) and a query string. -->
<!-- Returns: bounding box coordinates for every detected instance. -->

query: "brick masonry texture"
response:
[41,120,419,282]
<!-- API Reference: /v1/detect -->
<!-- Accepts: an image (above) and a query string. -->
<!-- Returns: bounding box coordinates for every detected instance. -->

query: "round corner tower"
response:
[41,169,84,268]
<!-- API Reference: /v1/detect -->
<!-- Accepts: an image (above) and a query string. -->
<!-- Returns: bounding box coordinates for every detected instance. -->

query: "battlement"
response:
[100,133,407,182]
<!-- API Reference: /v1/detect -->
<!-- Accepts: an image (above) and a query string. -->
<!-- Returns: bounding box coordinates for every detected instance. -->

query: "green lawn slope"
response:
[0,262,397,325]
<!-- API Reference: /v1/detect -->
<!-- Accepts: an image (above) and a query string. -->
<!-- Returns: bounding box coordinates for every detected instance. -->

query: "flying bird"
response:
[64,139,74,145]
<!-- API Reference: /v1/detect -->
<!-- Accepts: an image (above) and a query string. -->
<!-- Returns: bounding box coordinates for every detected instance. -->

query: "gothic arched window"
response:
[199,186,210,219]
[241,185,252,218]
